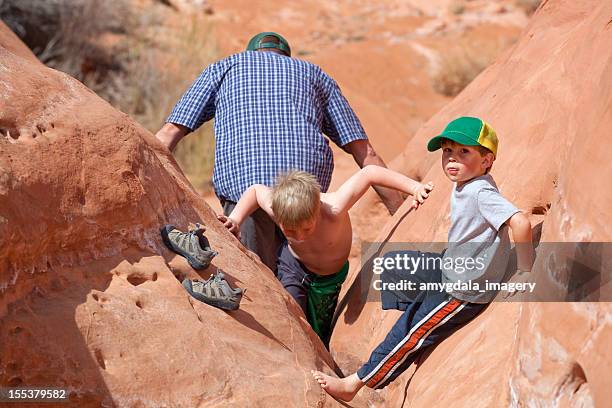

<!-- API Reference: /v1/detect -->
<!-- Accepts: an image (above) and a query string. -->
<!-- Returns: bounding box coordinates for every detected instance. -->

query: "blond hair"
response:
[272,170,321,227]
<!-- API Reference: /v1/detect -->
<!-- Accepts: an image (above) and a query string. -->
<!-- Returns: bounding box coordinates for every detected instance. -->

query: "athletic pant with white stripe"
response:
[357,251,487,389]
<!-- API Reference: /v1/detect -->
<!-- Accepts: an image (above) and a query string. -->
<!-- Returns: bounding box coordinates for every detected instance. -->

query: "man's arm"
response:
[157,61,221,151]
[155,123,190,152]
[327,165,433,215]
[218,185,274,237]
[507,212,534,271]
[343,140,405,214]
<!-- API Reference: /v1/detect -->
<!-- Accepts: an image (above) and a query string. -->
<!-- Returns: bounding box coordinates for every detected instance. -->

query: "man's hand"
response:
[217,215,240,238]
[343,139,404,215]
[411,182,434,210]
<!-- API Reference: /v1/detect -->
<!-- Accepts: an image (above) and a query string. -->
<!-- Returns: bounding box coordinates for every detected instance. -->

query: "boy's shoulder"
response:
[454,174,517,214]
[456,174,499,196]
[451,174,518,231]
[453,174,514,211]
[320,193,350,219]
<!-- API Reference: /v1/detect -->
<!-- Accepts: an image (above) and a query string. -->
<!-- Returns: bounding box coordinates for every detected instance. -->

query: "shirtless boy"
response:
[219,167,433,344]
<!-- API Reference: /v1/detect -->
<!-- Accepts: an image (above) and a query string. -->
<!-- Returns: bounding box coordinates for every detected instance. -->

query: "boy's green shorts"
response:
[306,261,349,346]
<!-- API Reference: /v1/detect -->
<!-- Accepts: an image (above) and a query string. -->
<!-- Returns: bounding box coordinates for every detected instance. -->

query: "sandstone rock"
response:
[159,0,212,13]
[0,24,348,407]
[0,20,39,64]
[2,0,610,405]
[331,1,612,406]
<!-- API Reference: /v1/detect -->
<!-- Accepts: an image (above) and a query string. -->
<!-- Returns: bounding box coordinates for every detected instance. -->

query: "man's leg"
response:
[222,200,284,272]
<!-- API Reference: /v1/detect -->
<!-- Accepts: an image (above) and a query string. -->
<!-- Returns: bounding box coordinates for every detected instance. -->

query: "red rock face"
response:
[0,21,346,407]
[2,0,611,405]
[332,1,612,406]
[0,21,39,64]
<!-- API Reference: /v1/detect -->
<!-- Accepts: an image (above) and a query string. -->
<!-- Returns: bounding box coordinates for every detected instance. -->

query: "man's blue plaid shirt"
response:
[167,51,368,202]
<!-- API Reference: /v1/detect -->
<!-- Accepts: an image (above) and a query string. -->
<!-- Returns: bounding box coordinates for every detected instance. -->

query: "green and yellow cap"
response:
[246,32,291,56]
[427,116,498,156]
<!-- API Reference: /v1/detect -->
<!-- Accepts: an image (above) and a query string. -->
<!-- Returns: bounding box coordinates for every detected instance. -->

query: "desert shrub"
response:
[449,2,466,15]
[432,37,513,97]
[0,0,132,84]
[153,17,218,192]
[0,0,217,192]
[515,0,542,15]
[130,14,217,192]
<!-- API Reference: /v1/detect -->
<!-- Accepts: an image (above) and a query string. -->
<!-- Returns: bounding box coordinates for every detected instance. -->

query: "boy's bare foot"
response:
[311,370,365,402]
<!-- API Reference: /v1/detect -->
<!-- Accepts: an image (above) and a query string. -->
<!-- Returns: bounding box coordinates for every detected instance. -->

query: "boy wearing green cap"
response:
[312,116,534,401]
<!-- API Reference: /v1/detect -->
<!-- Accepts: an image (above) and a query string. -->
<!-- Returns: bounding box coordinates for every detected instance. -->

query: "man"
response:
[156,31,403,271]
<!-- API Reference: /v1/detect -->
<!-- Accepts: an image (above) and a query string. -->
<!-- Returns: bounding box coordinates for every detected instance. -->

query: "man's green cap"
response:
[427,116,498,156]
[246,32,291,56]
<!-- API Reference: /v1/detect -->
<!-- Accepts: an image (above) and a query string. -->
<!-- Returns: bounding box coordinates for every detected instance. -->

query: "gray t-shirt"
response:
[442,174,519,303]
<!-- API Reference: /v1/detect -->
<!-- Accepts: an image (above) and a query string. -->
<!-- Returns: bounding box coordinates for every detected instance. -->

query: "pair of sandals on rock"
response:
[161,223,243,311]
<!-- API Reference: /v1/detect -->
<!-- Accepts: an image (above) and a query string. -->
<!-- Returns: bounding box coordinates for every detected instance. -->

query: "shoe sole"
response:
[182,279,240,311]
[160,225,207,270]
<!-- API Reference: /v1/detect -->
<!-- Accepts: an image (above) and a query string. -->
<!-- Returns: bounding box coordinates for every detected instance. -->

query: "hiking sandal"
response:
[182,271,243,311]
[160,223,218,270]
